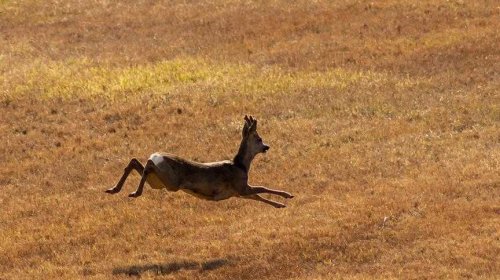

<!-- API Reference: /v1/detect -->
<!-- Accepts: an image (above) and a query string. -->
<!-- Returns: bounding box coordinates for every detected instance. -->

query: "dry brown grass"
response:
[0,0,499,279]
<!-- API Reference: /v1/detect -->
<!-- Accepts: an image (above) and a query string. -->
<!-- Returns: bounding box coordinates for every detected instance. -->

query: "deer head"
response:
[234,115,269,172]
[242,115,269,154]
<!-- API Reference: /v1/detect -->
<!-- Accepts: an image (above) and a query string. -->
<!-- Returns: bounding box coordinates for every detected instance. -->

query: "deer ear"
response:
[249,119,257,132]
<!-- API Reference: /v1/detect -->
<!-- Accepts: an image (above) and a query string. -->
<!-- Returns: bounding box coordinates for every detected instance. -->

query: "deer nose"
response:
[263,145,270,152]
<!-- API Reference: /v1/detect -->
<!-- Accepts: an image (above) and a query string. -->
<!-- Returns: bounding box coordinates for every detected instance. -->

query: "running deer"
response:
[105,116,294,208]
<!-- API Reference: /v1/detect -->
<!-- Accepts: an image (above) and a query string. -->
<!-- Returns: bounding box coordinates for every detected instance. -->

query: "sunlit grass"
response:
[2,56,431,101]
[0,0,498,279]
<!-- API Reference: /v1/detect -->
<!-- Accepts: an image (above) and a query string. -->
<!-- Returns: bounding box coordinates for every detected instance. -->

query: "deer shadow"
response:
[112,258,230,277]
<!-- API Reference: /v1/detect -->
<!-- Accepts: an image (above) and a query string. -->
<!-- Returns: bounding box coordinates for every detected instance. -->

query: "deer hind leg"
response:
[242,194,286,208]
[244,186,294,199]
[106,158,144,194]
[128,160,167,198]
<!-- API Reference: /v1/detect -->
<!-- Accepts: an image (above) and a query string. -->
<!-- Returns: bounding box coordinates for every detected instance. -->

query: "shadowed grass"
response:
[112,258,229,276]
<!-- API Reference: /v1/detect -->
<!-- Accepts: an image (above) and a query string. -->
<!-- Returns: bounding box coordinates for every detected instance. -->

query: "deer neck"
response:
[233,140,255,173]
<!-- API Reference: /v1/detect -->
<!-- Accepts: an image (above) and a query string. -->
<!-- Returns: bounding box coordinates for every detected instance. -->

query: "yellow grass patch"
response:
[3,56,429,101]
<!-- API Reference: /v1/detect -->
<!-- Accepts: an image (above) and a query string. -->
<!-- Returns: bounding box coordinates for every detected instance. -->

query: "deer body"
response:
[147,153,244,201]
[106,116,293,208]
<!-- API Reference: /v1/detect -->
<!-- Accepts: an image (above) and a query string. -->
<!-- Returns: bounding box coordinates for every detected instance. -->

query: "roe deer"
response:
[105,116,293,208]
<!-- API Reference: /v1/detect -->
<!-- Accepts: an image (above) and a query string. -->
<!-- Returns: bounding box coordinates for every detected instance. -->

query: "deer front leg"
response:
[106,158,144,194]
[242,194,286,208]
[244,186,294,199]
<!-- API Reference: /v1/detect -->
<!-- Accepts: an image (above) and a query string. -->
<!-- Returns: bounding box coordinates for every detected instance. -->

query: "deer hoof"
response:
[128,192,141,198]
[105,187,119,194]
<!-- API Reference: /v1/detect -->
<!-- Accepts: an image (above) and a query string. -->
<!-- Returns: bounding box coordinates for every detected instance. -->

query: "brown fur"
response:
[106,116,293,208]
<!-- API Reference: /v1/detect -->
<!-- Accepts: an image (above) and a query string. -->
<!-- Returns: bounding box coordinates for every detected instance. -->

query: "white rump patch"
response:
[149,153,164,165]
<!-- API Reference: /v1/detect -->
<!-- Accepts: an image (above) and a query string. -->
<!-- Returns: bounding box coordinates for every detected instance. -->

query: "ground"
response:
[0,0,499,279]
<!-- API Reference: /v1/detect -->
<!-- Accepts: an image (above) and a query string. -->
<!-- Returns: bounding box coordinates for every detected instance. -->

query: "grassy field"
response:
[0,0,499,279]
